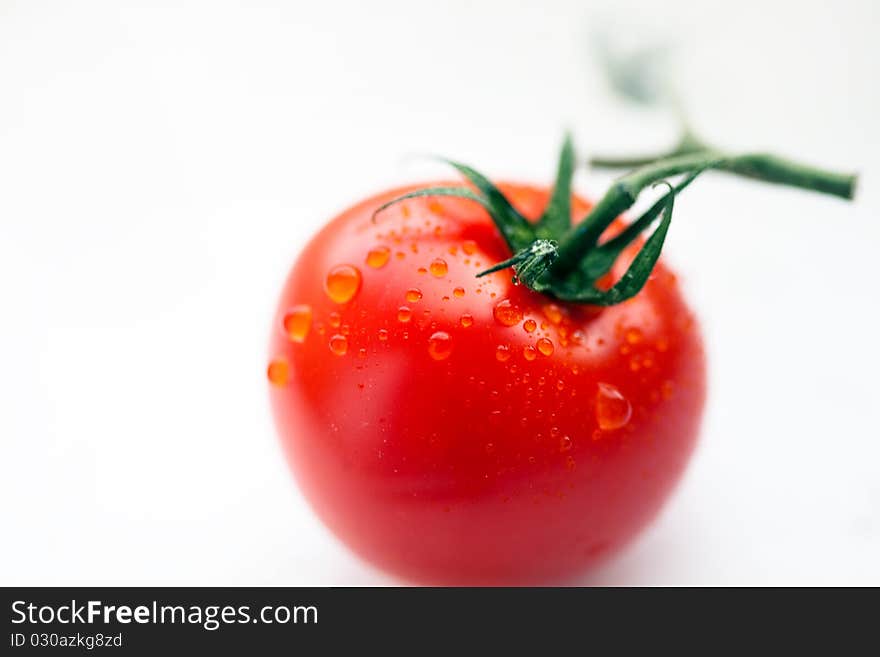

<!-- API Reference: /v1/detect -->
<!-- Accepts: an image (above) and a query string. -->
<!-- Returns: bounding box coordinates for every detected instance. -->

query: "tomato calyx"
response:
[373,133,857,307]
[476,238,559,288]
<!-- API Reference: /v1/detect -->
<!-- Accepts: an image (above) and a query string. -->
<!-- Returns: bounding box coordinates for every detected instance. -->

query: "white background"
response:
[1,0,878,585]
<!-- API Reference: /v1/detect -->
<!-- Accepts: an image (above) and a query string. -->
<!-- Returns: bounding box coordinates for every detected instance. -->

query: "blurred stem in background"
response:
[589,29,857,200]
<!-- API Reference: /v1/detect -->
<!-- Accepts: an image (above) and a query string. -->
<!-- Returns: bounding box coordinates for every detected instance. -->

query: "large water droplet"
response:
[493,299,523,327]
[542,303,563,325]
[282,305,312,343]
[625,327,643,344]
[495,344,511,362]
[397,306,412,323]
[428,331,453,360]
[429,258,448,277]
[267,358,290,386]
[329,334,348,356]
[536,337,554,356]
[325,265,362,303]
[596,382,632,430]
[405,288,422,302]
[365,245,391,269]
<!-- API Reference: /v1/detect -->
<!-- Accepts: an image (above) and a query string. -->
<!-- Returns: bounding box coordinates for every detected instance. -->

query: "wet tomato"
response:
[268,182,706,584]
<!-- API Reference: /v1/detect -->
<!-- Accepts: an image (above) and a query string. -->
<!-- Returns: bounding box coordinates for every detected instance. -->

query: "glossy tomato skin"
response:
[269,183,706,585]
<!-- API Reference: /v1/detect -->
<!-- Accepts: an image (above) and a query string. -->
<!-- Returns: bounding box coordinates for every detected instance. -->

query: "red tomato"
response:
[268,183,706,584]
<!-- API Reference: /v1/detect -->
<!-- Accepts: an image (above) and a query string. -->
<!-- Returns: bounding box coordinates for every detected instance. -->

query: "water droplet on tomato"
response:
[596,382,632,430]
[328,311,341,328]
[267,358,290,386]
[365,245,391,269]
[329,334,348,356]
[417,266,428,275]
[495,345,511,362]
[462,240,477,255]
[428,331,453,360]
[397,306,412,323]
[536,337,554,356]
[405,288,422,302]
[460,313,474,327]
[542,303,563,324]
[625,327,643,344]
[453,286,465,298]
[282,305,312,343]
[429,258,448,277]
[523,345,537,361]
[559,435,572,452]
[325,265,362,303]
[378,329,389,341]
[493,299,523,327]
[523,319,537,333]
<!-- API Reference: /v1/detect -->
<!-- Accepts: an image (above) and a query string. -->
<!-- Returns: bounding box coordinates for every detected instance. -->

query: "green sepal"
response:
[372,162,535,252]
[579,169,702,281]
[434,157,535,250]
[549,181,677,305]
[536,133,575,237]
[372,186,488,220]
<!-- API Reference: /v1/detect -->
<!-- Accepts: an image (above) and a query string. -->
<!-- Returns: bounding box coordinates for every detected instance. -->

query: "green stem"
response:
[556,146,857,273]
[591,132,857,196]
[593,150,856,200]
[721,153,856,199]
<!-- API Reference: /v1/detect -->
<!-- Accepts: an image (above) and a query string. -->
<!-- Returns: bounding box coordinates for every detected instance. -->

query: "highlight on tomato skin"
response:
[267,181,707,585]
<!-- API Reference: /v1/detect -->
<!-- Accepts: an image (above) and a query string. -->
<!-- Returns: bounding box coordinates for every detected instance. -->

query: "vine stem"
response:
[554,143,857,273]
[592,149,856,200]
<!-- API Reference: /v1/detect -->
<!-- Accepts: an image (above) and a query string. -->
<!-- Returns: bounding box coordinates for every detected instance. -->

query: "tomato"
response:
[268,181,706,585]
